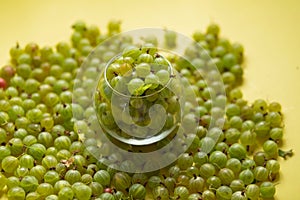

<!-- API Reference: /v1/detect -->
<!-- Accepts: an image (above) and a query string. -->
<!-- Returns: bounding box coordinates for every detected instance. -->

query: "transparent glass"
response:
[94,53,182,146]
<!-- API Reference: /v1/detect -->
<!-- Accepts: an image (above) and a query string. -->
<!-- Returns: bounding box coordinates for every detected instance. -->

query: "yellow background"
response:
[0,0,299,199]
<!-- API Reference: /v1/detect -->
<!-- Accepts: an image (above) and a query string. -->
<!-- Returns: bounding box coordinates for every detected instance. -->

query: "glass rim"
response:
[104,52,174,99]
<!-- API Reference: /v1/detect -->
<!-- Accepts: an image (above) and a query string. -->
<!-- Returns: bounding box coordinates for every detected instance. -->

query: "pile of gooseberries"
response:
[0,20,292,200]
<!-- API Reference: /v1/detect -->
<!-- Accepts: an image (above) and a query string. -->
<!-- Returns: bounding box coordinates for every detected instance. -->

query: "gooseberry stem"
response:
[278,149,293,159]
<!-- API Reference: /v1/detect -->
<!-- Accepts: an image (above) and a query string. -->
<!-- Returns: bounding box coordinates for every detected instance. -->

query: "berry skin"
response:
[0,78,7,89]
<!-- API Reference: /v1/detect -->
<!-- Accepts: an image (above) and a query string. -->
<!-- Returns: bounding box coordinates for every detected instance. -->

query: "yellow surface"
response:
[0,0,300,199]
